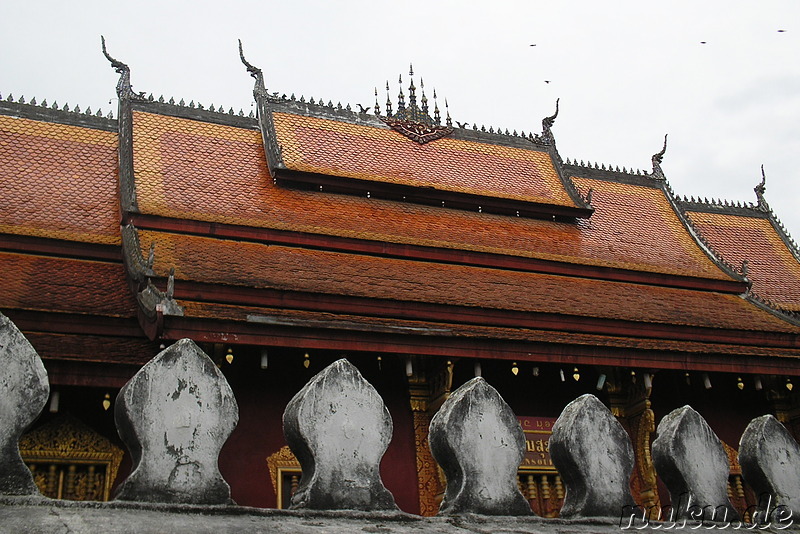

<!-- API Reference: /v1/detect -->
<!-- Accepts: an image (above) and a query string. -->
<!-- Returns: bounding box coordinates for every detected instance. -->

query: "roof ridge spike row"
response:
[0,91,112,119]
[665,178,750,287]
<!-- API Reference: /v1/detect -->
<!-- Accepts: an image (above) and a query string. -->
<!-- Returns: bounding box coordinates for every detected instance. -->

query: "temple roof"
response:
[270,104,582,212]
[3,57,800,375]
[136,227,796,334]
[0,113,120,245]
[127,109,736,284]
[683,200,800,312]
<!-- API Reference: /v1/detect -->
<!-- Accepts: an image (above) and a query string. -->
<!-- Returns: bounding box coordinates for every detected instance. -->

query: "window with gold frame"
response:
[19,415,124,501]
[266,445,302,509]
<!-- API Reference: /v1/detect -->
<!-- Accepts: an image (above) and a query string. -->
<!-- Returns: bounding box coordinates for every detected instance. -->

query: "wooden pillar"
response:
[607,368,660,517]
[407,357,455,516]
[768,380,800,441]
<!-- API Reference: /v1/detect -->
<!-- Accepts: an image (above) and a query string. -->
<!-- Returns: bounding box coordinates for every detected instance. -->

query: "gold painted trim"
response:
[19,415,123,501]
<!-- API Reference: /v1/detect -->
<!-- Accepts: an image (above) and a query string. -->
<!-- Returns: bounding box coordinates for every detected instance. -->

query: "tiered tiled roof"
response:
[129,110,731,282]
[137,229,790,333]
[0,253,136,316]
[0,114,120,244]
[683,202,800,312]
[0,103,157,384]
[272,110,573,206]
[3,47,800,378]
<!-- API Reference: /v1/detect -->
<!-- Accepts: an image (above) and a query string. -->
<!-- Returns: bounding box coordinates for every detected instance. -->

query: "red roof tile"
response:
[25,332,156,365]
[686,210,800,311]
[273,112,575,206]
[131,112,729,280]
[0,252,137,317]
[0,115,120,244]
[140,230,792,333]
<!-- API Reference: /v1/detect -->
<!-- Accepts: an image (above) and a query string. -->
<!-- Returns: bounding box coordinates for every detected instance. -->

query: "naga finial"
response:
[101,35,128,75]
[651,134,668,180]
[754,164,768,210]
[238,39,265,97]
[238,39,262,80]
[542,98,559,130]
[101,36,133,98]
[541,98,560,145]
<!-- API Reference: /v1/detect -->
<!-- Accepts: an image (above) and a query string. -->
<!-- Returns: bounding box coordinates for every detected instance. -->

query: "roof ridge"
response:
[0,91,113,119]
[139,93,254,119]
[746,290,800,326]
[676,168,800,263]
[271,90,563,147]
[755,165,800,263]
[563,157,648,177]
[767,206,800,263]
[662,176,750,285]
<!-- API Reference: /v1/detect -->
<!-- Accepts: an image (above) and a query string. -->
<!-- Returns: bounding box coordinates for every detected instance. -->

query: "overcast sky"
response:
[3,0,799,243]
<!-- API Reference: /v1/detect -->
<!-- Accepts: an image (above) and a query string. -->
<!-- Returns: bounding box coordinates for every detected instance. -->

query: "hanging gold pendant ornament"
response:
[225,347,234,364]
[303,352,310,369]
[102,393,111,411]
[511,362,519,375]
[787,377,794,391]
[377,355,382,371]
[737,377,744,390]
[572,367,580,381]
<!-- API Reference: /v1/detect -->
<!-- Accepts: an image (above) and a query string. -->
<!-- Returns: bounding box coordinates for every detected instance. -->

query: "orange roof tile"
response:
[140,230,792,333]
[0,252,137,317]
[272,112,575,206]
[131,112,729,280]
[0,115,120,245]
[686,210,800,311]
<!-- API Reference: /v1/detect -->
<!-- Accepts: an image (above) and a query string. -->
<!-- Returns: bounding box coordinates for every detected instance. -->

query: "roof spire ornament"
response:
[385,81,393,117]
[397,74,406,114]
[101,36,134,99]
[374,87,381,116]
[541,98,559,144]
[380,66,453,144]
[238,39,265,96]
[651,134,668,180]
[420,78,429,117]
[755,164,768,211]
[238,39,281,178]
[433,89,440,126]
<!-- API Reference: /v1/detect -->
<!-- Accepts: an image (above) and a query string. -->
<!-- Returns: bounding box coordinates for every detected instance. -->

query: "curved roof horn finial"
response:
[651,134,668,180]
[238,39,265,95]
[755,164,768,210]
[541,98,559,143]
[101,35,133,98]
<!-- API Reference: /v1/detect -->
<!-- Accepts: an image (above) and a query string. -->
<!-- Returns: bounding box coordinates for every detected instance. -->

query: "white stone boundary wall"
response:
[0,313,797,528]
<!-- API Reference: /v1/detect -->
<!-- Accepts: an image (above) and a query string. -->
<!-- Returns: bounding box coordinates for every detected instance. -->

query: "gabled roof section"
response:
[269,104,592,219]
[125,109,747,288]
[136,228,784,333]
[563,138,750,290]
[0,104,120,245]
[681,178,800,313]
[238,45,592,220]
